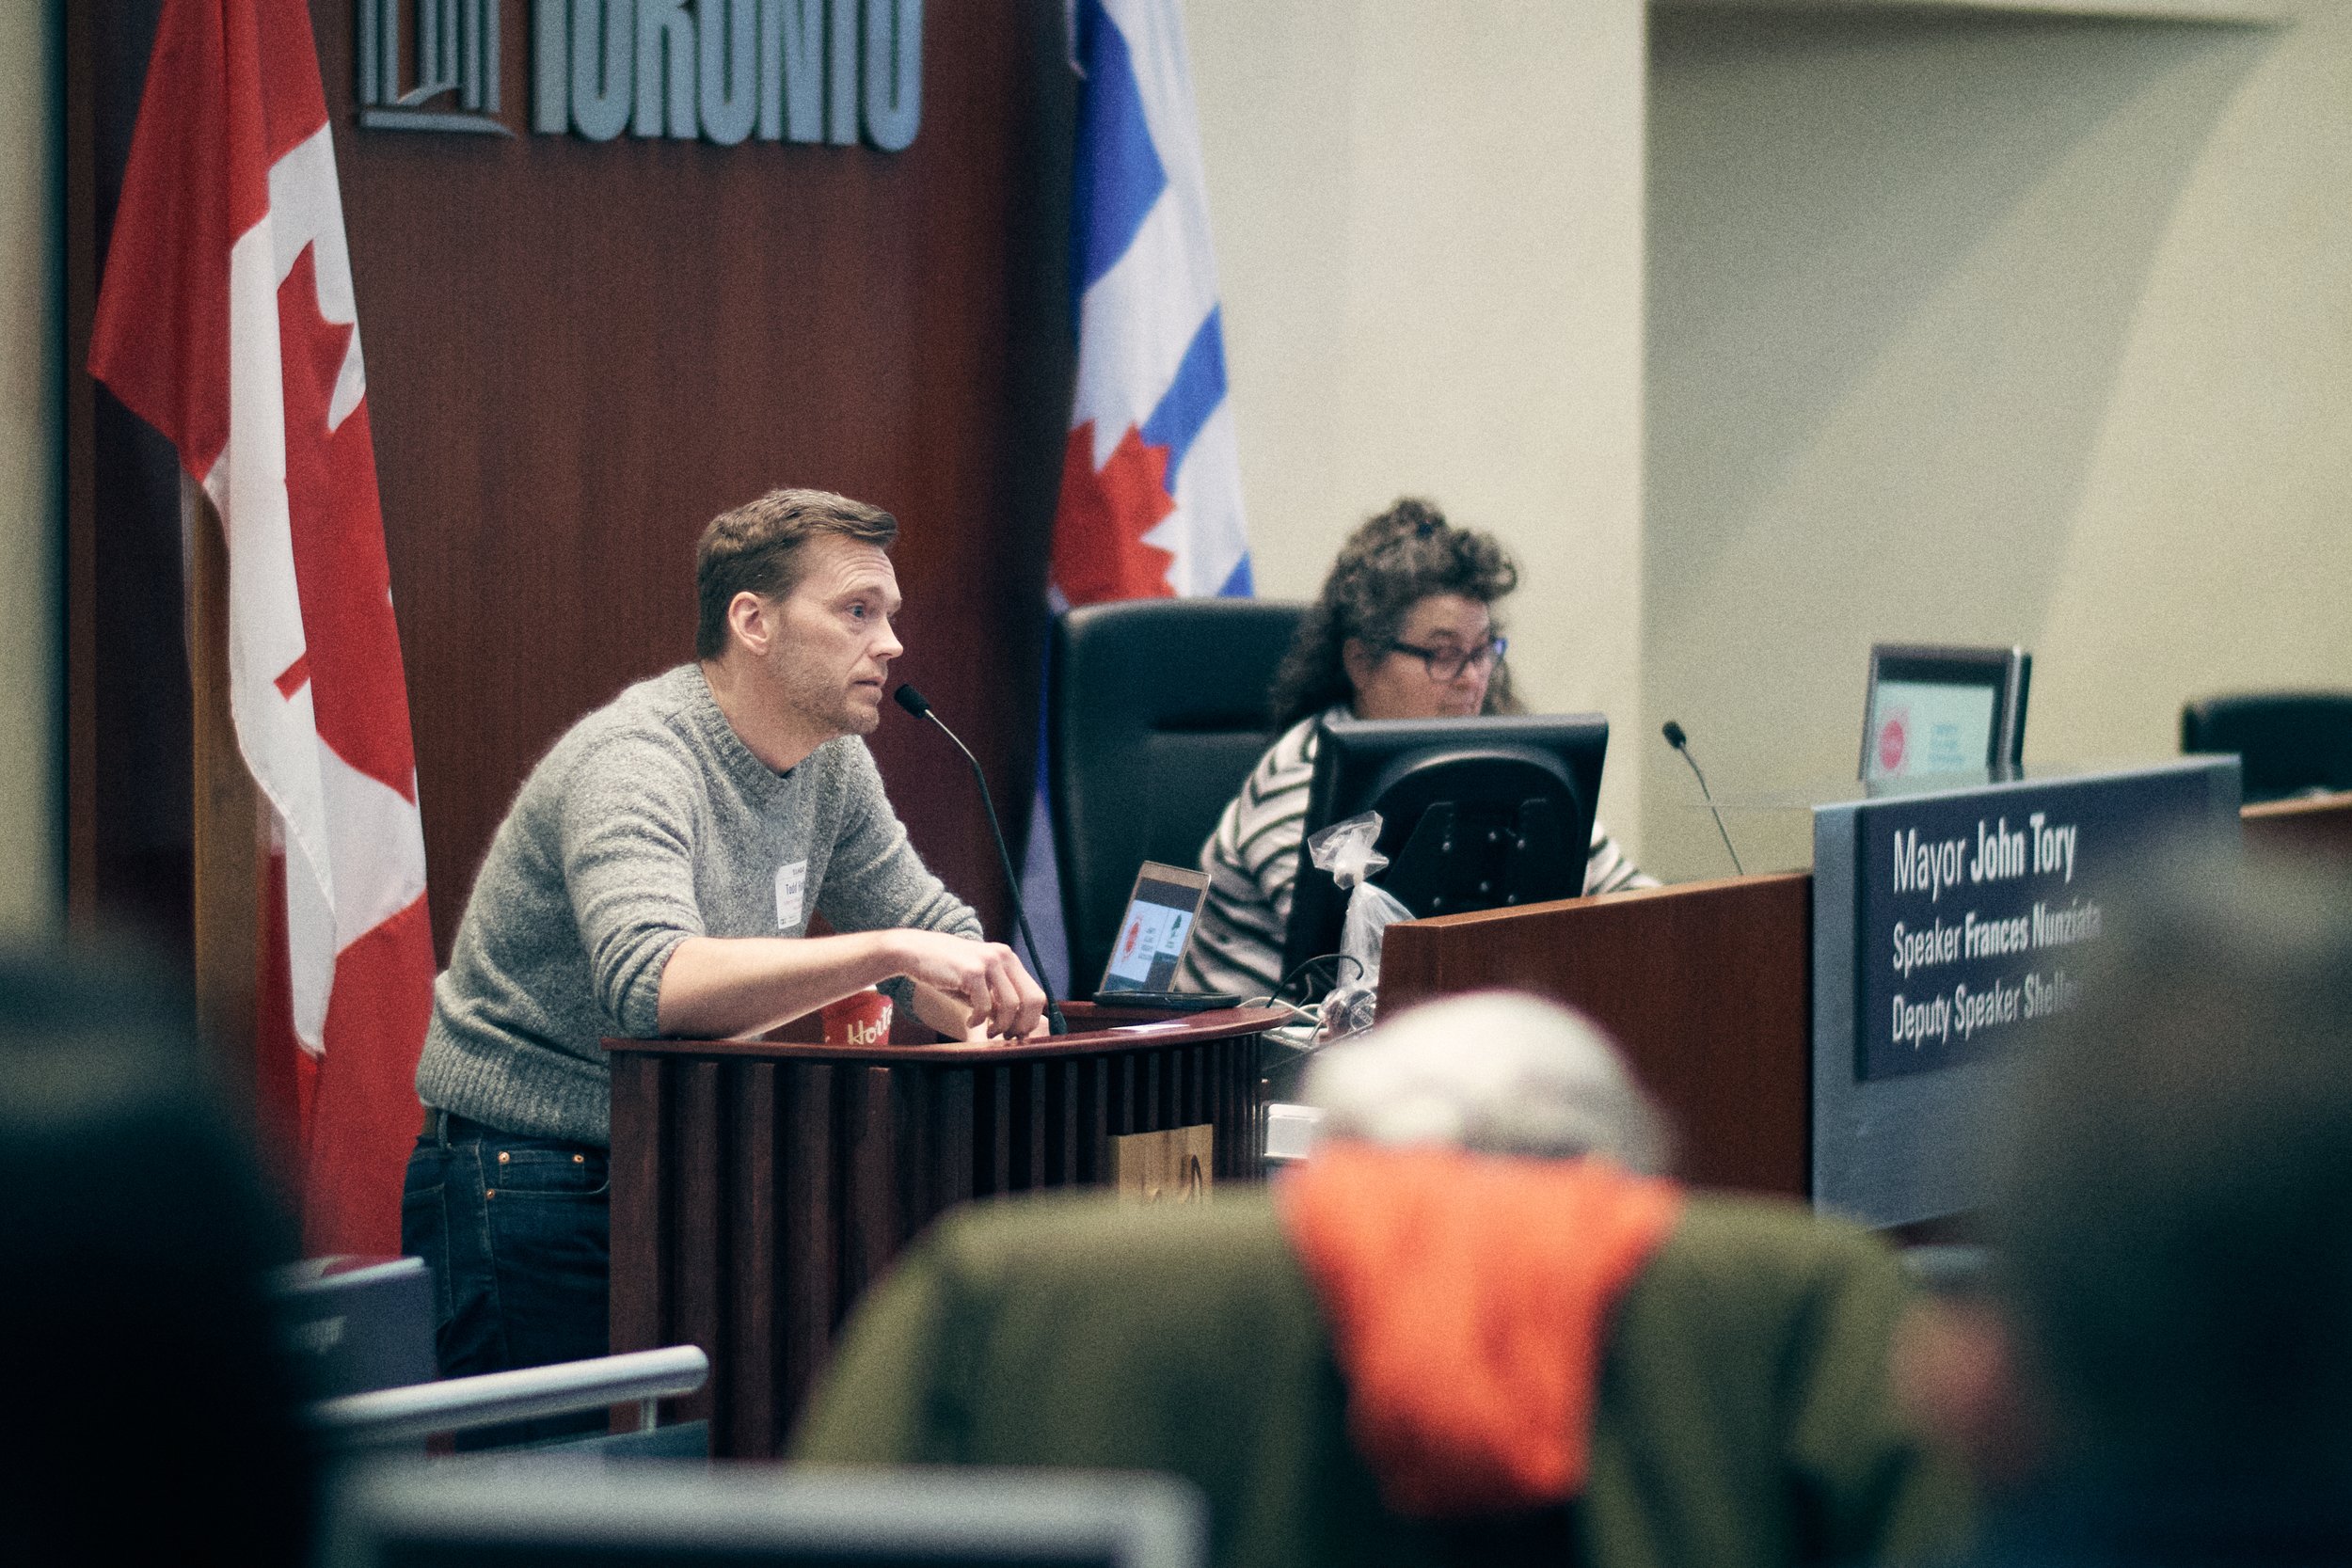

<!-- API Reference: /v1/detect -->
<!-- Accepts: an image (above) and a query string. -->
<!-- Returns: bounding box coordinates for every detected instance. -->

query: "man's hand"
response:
[654,928,1049,1042]
[893,930,1049,1040]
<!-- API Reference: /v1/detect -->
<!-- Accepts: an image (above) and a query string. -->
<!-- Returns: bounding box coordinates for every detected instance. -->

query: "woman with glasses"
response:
[1179,498,1651,998]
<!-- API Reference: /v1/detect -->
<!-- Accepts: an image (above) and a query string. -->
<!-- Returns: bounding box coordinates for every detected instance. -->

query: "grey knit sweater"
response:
[414,664,980,1146]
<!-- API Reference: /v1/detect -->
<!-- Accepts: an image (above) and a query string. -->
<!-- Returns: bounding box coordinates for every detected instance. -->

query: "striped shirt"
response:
[1177,711,1655,997]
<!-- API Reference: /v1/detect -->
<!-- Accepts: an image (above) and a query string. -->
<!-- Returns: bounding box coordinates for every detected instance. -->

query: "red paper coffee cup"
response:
[821,987,894,1047]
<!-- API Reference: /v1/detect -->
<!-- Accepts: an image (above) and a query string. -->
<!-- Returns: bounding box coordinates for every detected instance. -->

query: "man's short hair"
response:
[694,488,899,659]
[1999,853,2352,1475]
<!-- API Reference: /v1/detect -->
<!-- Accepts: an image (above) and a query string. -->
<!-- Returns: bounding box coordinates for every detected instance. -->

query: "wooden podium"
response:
[1380,875,1813,1199]
[604,1004,1282,1458]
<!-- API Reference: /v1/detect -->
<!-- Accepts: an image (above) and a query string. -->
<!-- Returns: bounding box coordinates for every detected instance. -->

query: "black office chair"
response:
[1048,598,1308,992]
[2181,691,2352,802]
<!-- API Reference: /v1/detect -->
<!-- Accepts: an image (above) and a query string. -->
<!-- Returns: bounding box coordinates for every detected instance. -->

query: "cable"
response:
[1240,995,1323,1028]
[1274,952,1362,1005]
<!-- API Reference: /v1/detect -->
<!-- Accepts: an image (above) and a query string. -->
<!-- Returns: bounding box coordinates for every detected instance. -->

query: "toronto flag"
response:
[1024,0,1252,992]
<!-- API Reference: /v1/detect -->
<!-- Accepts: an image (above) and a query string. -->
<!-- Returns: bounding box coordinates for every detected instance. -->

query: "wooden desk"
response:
[605,1004,1281,1457]
[1371,784,2336,1214]
[1379,876,1813,1198]
[2243,790,2352,859]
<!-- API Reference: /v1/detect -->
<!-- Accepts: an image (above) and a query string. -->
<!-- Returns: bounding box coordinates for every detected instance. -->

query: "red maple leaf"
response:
[1053,420,1178,606]
[277,243,418,801]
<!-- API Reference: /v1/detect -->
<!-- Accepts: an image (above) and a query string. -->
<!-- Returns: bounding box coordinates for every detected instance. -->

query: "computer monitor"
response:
[324,1459,1206,1568]
[1860,643,2031,783]
[1281,713,1609,982]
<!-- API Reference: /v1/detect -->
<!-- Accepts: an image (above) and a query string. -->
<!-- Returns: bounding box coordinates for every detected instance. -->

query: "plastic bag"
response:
[1307,810,1388,895]
[1305,812,1413,1043]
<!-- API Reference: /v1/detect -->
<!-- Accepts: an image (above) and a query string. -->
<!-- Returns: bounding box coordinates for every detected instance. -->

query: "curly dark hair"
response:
[1268,498,1520,730]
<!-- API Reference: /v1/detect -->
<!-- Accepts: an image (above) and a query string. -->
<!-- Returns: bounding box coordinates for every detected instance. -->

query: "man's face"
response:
[760,535,905,740]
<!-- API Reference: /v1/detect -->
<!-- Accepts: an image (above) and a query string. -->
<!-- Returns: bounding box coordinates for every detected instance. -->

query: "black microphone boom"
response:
[893,683,1068,1035]
[1661,720,1745,878]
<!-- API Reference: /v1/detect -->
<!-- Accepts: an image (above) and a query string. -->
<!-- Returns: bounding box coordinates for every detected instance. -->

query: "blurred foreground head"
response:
[0,945,316,1566]
[1303,991,1671,1173]
[1998,854,2352,1480]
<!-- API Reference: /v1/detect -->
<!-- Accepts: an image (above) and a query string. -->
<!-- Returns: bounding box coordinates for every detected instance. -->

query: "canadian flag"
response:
[90,0,435,1255]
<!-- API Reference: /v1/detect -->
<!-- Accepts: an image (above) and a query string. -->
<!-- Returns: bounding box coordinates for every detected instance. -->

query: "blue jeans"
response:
[400,1113,610,1447]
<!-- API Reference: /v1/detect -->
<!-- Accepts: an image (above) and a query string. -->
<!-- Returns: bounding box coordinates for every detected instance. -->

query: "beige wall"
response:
[1185,0,1653,847]
[1644,2,2348,879]
[1185,0,2351,885]
[0,3,58,933]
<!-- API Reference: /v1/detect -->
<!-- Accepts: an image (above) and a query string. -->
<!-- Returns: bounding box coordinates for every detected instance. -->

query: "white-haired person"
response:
[798,992,1967,1568]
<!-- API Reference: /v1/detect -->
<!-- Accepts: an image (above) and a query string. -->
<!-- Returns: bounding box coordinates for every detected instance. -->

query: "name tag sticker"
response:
[775,861,807,929]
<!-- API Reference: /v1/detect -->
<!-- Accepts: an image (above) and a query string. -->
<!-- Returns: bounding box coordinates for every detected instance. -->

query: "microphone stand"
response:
[894,685,1069,1035]
[1662,721,1745,878]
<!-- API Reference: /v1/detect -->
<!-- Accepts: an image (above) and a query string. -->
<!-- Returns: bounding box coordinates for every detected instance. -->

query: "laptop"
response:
[1091,863,1251,1011]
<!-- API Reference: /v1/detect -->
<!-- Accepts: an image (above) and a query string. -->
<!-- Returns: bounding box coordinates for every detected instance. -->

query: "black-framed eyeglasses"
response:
[1386,636,1507,682]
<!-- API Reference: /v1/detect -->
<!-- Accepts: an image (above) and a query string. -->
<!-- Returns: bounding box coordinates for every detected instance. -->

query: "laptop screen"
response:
[1097,863,1210,996]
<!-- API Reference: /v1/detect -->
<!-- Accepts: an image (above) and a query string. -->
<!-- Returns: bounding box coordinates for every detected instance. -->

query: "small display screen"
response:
[1866,679,1998,781]
[1097,876,1202,993]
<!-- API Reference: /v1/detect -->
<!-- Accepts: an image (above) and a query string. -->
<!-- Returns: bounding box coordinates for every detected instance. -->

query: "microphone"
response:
[893,683,1068,1035]
[1661,721,1745,877]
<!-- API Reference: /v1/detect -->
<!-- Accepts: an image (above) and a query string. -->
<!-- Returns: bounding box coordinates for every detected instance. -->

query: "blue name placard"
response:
[1812,757,2239,1226]
[1856,768,2220,1082]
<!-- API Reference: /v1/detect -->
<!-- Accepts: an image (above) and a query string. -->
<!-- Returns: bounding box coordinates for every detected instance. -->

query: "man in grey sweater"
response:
[403,488,1044,1419]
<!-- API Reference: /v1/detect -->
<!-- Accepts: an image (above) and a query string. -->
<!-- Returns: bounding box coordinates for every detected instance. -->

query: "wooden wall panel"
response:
[70,0,195,952]
[323,0,1076,958]
[75,0,1076,968]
